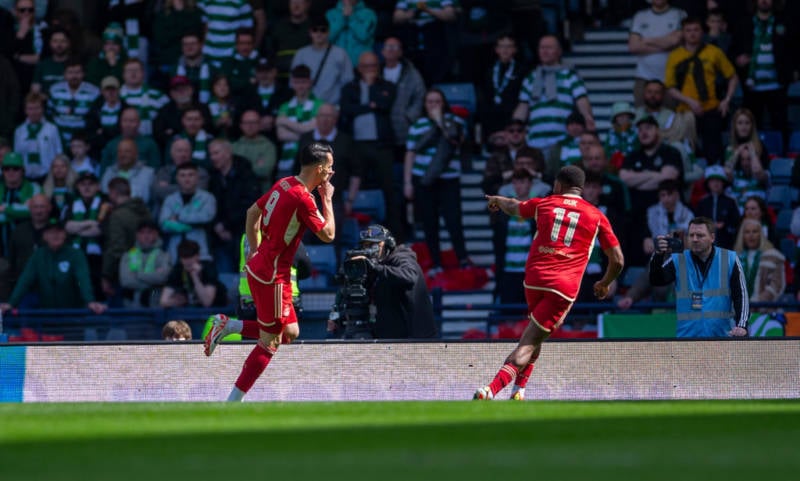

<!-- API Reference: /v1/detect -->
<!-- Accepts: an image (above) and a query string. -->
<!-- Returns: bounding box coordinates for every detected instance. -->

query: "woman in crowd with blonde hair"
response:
[42,154,78,216]
[724,108,770,170]
[733,217,786,303]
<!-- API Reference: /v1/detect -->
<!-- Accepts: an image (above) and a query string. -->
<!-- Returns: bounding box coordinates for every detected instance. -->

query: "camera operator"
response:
[328,224,437,339]
[649,216,749,338]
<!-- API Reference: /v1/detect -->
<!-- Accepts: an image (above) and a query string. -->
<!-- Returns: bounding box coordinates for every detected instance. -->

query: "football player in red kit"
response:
[475,165,624,400]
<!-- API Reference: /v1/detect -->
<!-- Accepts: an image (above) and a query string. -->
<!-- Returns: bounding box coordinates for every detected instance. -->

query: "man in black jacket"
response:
[208,138,262,273]
[330,224,437,339]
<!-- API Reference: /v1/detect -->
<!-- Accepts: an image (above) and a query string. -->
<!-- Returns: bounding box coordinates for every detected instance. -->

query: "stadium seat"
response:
[779,237,796,262]
[620,266,646,288]
[305,244,338,277]
[775,208,794,237]
[350,189,386,222]
[760,130,783,157]
[433,82,477,114]
[767,185,794,210]
[339,217,360,250]
[788,131,800,157]
[768,157,794,185]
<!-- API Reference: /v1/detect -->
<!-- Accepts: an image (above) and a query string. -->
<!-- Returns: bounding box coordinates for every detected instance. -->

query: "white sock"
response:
[227,386,245,402]
[227,319,243,334]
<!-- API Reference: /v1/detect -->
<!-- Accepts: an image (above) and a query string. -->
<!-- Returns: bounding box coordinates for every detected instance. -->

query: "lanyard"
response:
[492,60,515,102]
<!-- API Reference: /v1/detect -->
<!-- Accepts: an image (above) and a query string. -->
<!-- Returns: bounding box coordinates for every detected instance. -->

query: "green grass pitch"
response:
[1,400,798,481]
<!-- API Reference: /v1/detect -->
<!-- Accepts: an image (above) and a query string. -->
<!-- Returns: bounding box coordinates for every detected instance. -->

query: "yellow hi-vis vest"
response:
[239,234,299,302]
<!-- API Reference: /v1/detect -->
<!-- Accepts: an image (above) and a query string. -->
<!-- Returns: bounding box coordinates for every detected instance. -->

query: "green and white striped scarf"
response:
[69,195,103,255]
[747,15,780,92]
[176,61,211,104]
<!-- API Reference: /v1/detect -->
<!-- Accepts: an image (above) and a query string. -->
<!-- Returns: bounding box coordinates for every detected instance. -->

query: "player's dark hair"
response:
[177,239,200,258]
[299,142,333,167]
[690,216,716,235]
[557,165,585,189]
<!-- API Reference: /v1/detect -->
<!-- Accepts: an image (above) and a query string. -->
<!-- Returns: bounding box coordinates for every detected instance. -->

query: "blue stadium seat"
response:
[776,208,794,232]
[339,217,360,250]
[767,185,793,209]
[779,237,796,262]
[305,244,338,277]
[789,131,800,154]
[433,82,478,114]
[350,189,386,222]
[768,157,794,185]
[760,130,783,156]
[621,266,646,288]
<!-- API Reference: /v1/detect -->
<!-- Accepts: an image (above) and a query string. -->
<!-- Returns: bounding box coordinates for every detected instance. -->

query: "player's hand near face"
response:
[317,180,334,202]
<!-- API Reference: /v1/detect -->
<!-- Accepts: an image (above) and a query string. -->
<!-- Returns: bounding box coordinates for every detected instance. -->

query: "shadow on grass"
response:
[1,410,798,481]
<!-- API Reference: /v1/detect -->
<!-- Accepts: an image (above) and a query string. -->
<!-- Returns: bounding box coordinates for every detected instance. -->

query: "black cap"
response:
[42,218,66,232]
[76,171,99,183]
[255,57,274,71]
[137,219,160,231]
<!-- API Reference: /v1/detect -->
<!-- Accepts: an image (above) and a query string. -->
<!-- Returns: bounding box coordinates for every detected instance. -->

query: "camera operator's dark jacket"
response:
[371,245,437,339]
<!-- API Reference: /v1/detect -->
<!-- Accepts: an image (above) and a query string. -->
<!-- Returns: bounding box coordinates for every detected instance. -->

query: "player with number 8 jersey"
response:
[475,165,624,401]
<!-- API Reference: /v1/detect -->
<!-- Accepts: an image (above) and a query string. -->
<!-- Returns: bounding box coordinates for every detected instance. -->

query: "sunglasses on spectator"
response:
[2,166,22,171]
[17,7,34,13]
[311,26,328,33]
[507,128,524,133]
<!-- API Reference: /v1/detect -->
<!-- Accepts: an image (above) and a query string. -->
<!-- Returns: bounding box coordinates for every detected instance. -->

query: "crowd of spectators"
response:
[0,0,799,320]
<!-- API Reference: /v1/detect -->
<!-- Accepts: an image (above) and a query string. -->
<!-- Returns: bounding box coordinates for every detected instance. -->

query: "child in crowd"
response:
[68,131,99,176]
[162,319,192,340]
[605,101,638,171]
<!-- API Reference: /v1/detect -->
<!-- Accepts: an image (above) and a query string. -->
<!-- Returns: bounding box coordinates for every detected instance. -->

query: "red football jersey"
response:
[518,194,620,300]
[246,176,327,284]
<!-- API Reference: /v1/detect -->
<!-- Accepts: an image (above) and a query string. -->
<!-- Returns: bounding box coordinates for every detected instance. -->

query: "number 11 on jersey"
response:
[551,207,580,246]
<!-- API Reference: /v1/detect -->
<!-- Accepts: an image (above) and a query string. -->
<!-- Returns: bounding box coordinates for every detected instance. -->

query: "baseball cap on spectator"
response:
[76,171,99,183]
[170,75,192,89]
[635,114,659,128]
[291,64,312,79]
[255,57,274,71]
[704,165,730,188]
[42,218,66,232]
[103,22,124,44]
[101,76,120,89]
[2,152,24,168]
[610,101,635,122]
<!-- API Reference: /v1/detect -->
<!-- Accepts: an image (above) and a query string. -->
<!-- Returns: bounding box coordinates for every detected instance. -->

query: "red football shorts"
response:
[246,275,296,334]
[524,288,573,333]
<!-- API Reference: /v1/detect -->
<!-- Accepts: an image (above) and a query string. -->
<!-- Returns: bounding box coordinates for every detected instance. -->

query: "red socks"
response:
[514,363,535,389]
[234,344,277,393]
[488,362,519,395]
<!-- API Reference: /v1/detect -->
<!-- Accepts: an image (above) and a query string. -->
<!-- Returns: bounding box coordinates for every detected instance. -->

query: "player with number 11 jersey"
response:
[520,192,619,301]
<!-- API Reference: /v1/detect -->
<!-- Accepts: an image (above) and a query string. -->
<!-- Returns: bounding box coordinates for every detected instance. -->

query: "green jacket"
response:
[8,244,95,308]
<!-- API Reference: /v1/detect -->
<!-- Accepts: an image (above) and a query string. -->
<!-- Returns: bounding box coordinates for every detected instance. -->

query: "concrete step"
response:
[588,92,634,105]
[567,54,636,67]
[572,43,631,54]
[586,79,635,92]
[577,67,636,79]
[584,30,629,42]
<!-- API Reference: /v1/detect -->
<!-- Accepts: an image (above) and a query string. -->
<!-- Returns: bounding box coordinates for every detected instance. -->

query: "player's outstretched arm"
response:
[594,245,625,300]
[485,195,520,217]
